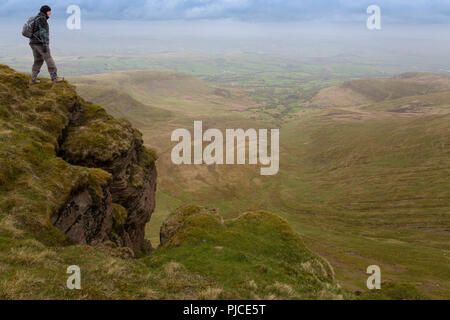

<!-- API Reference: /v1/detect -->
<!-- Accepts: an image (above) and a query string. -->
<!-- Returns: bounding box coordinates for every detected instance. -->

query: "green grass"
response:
[145,206,345,300]
[275,111,450,298]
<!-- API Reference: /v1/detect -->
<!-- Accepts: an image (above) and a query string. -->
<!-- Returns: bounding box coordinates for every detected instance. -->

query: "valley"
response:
[69,69,450,299]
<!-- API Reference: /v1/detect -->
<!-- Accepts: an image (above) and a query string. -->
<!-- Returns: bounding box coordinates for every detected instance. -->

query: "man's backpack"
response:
[22,16,38,39]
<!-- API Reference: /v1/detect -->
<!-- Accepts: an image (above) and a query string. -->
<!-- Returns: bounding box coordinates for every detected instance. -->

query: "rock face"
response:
[56,101,158,253]
[57,103,158,254]
[0,65,157,254]
[51,176,114,246]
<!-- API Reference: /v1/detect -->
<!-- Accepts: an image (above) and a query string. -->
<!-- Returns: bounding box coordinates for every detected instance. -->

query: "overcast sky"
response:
[1,0,449,23]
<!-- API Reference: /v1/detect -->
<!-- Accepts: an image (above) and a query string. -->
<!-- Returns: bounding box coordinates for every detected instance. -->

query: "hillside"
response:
[0,65,345,299]
[310,73,450,108]
[70,70,258,116]
[73,71,214,97]
[67,70,450,299]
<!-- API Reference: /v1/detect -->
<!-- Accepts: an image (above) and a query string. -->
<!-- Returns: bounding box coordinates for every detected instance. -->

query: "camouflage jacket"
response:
[29,12,49,46]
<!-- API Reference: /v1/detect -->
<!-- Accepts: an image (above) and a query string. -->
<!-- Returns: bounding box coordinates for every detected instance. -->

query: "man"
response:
[29,5,64,84]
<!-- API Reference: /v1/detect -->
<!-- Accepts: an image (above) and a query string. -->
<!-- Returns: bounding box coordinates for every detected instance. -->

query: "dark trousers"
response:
[30,44,58,80]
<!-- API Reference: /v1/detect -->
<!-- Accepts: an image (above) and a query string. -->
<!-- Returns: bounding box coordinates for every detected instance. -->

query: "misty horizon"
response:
[2,18,450,75]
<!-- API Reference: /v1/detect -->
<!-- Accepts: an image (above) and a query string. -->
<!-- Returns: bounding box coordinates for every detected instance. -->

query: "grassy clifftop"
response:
[0,65,345,299]
[0,64,106,245]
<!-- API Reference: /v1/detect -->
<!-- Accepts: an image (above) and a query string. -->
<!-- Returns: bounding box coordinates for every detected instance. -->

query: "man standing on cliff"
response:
[29,5,64,84]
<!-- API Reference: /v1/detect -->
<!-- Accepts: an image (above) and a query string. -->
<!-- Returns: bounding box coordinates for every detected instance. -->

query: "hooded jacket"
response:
[30,12,50,46]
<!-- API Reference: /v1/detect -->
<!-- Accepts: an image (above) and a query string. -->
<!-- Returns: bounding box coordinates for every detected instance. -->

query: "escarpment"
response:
[0,65,157,254]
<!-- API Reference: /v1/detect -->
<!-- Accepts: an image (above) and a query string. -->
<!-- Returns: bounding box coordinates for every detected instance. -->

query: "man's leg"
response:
[30,44,44,81]
[42,46,58,81]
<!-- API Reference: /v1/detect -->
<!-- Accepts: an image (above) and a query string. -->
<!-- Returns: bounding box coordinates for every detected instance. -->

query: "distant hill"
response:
[72,70,214,97]
[310,72,450,108]
[72,84,172,127]
[70,70,258,118]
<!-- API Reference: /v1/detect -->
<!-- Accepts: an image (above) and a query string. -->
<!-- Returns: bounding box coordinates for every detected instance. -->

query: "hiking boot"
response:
[29,79,41,85]
[52,77,65,83]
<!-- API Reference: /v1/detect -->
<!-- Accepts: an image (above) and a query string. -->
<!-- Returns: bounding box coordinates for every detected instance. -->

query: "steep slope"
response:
[0,64,157,253]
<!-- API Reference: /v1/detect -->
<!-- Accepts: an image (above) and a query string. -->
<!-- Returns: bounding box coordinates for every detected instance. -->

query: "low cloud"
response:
[2,0,449,23]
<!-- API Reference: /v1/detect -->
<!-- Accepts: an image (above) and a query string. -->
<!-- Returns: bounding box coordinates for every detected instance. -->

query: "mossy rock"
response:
[87,168,112,201]
[160,205,223,246]
[152,206,342,299]
[61,102,140,165]
[129,148,158,188]
[112,203,128,230]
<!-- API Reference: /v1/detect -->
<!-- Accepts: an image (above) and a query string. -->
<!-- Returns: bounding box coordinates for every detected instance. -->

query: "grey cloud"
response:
[1,0,449,23]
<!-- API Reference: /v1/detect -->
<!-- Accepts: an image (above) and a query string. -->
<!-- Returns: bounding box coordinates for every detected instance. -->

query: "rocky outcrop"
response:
[58,103,158,254]
[0,65,157,254]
